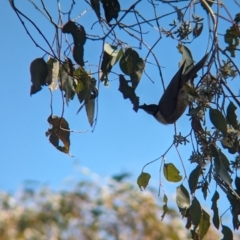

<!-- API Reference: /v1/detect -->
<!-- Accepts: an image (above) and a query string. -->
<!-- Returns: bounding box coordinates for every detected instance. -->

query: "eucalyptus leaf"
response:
[137,172,151,191]
[209,108,227,136]
[46,115,71,156]
[221,225,233,240]
[227,101,238,129]
[163,163,182,182]
[189,197,201,228]
[199,209,210,240]
[211,191,220,229]
[188,165,201,194]
[176,184,190,216]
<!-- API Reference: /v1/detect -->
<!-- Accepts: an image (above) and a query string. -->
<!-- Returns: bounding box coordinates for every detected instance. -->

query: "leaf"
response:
[137,172,151,191]
[73,44,84,66]
[47,57,60,91]
[201,181,208,200]
[59,59,76,105]
[101,0,120,23]
[76,74,98,126]
[118,75,139,112]
[100,43,122,85]
[30,58,48,95]
[211,191,220,229]
[188,165,201,194]
[119,48,145,89]
[193,23,203,38]
[176,184,190,216]
[221,225,233,240]
[163,163,182,182]
[214,156,232,187]
[199,209,210,240]
[224,25,240,57]
[161,194,168,220]
[227,101,238,129]
[85,99,95,126]
[62,21,86,66]
[90,0,101,19]
[235,176,240,192]
[219,150,232,173]
[177,44,194,75]
[189,197,202,228]
[46,116,71,155]
[209,108,227,136]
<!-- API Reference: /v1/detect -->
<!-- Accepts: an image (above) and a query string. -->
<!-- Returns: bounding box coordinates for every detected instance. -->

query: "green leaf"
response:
[214,156,232,187]
[189,197,201,228]
[137,172,151,191]
[211,191,220,229]
[199,209,210,240]
[161,194,168,220]
[46,116,72,156]
[219,150,232,173]
[221,225,233,240]
[85,99,95,126]
[30,57,48,95]
[176,184,190,216]
[188,165,201,194]
[227,101,238,129]
[209,108,227,136]
[118,75,139,112]
[177,44,194,75]
[59,59,76,105]
[163,163,182,182]
[119,48,144,89]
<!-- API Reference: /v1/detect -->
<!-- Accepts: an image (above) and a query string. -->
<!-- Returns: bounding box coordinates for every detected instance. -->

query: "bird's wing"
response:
[158,62,186,120]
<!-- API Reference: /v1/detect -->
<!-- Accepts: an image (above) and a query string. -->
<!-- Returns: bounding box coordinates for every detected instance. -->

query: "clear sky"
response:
[1,0,240,226]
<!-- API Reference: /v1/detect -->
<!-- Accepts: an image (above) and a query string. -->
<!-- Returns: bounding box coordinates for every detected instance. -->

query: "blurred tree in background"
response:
[0,174,220,240]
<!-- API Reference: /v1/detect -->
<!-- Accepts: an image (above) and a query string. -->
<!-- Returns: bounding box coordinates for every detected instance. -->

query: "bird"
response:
[138,53,209,124]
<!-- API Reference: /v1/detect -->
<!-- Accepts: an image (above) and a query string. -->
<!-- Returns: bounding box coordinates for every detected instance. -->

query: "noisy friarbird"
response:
[139,53,209,124]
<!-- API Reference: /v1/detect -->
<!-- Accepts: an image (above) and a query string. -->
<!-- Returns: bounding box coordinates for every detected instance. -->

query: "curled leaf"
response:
[137,172,151,191]
[30,58,48,95]
[118,75,139,112]
[46,116,71,155]
[62,21,86,66]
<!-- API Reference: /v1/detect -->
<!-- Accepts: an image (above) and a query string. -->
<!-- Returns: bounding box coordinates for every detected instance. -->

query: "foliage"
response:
[0,175,220,240]
[9,0,240,238]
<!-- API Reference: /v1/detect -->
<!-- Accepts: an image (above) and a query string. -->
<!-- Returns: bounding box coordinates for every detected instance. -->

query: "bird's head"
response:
[138,104,158,115]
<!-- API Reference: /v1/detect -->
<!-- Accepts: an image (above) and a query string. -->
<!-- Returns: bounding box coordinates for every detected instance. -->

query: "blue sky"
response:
[1,0,240,226]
